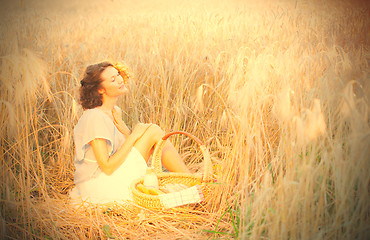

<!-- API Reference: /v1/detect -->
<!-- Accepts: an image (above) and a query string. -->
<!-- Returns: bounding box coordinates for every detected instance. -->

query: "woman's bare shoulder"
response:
[76,109,105,125]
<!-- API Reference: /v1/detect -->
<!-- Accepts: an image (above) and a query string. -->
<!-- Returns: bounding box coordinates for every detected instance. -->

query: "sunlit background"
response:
[1,0,369,239]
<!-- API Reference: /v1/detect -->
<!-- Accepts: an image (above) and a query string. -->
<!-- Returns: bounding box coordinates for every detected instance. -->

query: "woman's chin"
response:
[120,87,129,94]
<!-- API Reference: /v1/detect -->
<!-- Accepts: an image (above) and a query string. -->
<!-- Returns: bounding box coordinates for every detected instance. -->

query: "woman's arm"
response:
[112,107,131,137]
[90,123,152,175]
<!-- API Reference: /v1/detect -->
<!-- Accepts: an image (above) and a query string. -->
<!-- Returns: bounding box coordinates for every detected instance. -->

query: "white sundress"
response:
[69,107,148,205]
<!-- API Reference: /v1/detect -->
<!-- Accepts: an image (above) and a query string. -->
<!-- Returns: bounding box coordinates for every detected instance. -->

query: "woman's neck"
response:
[99,96,117,112]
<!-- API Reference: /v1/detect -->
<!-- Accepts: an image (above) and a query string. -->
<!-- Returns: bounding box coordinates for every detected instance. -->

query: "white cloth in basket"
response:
[159,185,204,208]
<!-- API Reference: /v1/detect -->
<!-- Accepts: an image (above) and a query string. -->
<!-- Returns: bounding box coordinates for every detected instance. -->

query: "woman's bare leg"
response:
[161,141,190,173]
[133,124,190,173]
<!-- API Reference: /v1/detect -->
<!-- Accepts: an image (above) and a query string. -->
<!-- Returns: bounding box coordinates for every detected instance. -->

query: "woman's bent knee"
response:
[134,124,165,147]
[133,124,165,161]
[147,124,165,142]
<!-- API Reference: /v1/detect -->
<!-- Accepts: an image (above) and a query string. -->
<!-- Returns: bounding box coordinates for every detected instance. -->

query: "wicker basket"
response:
[131,131,214,209]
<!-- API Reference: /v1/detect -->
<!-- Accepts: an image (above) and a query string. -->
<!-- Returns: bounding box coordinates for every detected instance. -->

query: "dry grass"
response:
[1,0,369,239]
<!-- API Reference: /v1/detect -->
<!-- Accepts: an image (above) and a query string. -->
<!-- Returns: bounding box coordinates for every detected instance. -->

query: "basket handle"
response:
[151,131,213,182]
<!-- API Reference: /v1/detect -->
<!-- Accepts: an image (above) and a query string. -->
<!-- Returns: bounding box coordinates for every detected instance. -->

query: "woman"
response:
[70,61,189,205]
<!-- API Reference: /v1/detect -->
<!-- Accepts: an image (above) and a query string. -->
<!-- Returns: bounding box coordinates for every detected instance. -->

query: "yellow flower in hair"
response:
[113,62,131,84]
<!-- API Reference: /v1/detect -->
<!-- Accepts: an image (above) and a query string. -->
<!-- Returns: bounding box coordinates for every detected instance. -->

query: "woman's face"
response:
[99,66,129,97]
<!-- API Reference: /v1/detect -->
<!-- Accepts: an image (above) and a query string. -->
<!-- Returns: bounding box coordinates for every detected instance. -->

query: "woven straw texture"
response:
[131,131,214,209]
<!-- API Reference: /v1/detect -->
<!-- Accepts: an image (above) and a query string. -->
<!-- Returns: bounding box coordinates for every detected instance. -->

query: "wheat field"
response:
[0,0,369,239]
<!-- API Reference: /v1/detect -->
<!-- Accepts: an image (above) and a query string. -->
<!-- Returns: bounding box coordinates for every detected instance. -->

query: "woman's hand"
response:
[112,108,131,136]
[112,107,154,142]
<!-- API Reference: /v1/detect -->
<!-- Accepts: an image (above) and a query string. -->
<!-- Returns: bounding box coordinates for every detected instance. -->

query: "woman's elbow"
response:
[100,165,115,176]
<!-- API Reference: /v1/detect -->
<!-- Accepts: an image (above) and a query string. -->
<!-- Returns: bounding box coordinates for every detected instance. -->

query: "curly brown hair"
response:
[79,61,113,110]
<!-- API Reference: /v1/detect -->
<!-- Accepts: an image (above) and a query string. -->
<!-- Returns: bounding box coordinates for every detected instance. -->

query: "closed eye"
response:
[112,73,119,81]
